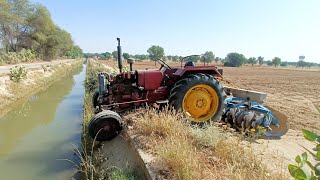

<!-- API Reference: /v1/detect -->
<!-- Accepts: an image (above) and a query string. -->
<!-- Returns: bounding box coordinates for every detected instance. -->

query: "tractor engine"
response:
[96,69,168,112]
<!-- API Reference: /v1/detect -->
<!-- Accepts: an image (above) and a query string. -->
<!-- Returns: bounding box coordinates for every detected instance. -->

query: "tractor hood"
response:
[136,69,163,90]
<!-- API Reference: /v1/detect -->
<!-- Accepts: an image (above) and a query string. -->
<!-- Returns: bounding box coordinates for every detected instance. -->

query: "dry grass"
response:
[125,108,289,180]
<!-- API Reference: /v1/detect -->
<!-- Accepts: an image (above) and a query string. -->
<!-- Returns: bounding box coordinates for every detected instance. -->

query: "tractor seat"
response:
[184,61,195,67]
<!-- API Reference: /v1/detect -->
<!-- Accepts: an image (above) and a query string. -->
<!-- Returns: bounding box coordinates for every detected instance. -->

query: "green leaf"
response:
[310,171,316,180]
[306,160,315,170]
[288,164,299,175]
[315,163,320,176]
[316,144,320,151]
[301,152,308,163]
[296,155,302,164]
[302,129,318,142]
[288,164,307,179]
[301,146,319,161]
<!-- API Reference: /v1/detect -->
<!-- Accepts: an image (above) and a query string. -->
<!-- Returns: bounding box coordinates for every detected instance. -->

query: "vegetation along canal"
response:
[0,64,86,180]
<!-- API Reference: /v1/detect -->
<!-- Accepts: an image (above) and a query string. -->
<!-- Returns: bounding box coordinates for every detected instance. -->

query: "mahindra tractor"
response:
[88,38,289,141]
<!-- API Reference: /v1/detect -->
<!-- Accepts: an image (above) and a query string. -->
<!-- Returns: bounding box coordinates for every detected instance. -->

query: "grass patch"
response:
[126,108,289,180]
[107,168,137,180]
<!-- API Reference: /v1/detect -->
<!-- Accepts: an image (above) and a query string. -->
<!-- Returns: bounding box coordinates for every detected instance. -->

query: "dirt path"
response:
[0,59,77,74]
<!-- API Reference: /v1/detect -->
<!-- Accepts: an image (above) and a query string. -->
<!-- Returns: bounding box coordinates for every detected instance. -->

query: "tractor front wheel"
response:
[88,110,123,141]
[169,74,226,124]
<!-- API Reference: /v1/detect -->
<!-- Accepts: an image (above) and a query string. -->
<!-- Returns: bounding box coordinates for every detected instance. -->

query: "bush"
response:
[9,66,28,82]
[288,129,320,179]
[0,49,37,65]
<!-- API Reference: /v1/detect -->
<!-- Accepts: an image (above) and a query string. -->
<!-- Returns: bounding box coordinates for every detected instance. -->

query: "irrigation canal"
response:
[0,64,86,179]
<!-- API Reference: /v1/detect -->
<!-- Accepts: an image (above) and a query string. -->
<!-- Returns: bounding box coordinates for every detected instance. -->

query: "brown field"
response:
[97,59,320,133]
[222,66,320,133]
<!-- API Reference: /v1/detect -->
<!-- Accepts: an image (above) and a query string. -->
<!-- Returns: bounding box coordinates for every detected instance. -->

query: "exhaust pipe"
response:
[117,38,123,73]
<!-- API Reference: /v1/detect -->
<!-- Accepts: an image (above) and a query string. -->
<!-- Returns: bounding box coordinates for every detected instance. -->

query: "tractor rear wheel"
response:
[169,74,226,124]
[88,110,123,141]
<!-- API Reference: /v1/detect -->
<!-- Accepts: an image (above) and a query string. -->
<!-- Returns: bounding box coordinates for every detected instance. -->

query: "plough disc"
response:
[221,97,289,137]
[264,106,289,137]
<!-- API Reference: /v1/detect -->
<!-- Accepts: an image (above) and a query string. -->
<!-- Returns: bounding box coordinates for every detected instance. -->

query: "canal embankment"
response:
[0,59,82,117]
[0,63,86,180]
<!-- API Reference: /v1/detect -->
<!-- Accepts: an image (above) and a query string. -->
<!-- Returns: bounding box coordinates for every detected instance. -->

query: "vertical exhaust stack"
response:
[117,38,123,73]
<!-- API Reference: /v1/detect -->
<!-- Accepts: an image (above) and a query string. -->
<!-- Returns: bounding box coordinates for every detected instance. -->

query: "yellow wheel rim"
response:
[182,84,219,122]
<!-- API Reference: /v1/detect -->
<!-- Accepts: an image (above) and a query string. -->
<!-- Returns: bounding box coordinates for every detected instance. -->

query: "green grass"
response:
[107,169,137,180]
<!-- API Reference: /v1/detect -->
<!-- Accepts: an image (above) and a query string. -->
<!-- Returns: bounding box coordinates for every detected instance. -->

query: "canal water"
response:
[0,64,86,180]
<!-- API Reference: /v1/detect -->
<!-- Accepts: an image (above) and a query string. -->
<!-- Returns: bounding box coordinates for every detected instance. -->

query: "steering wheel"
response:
[156,59,172,70]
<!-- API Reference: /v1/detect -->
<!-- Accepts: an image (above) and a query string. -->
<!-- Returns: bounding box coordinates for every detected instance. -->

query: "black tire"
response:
[88,110,123,141]
[92,90,99,108]
[169,73,226,124]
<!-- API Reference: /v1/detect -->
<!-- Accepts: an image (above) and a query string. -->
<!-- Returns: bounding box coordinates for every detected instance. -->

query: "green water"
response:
[0,64,86,180]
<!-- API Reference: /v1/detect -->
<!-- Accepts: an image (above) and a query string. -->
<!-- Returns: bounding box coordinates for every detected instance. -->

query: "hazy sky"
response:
[32,0,320,63]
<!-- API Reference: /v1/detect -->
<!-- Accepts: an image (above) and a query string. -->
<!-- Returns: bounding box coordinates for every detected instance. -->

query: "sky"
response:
[32,0,320,63]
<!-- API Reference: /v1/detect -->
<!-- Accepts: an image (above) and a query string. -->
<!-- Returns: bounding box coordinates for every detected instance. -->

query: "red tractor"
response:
[88,38,226,141]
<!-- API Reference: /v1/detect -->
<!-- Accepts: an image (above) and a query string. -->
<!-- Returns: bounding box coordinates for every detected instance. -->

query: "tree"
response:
[0,1,77,60]
[65,45,83,59]
[103,52,112,59]
[214,57,221,63]
[0,0,34,52]
[247,57,257,66]
[112,51,118,60]
[133,54,148,60]
[200,51,214,65]
[272,57,281,67]
[172,55,179,62]
[266,60,272,66]
[224,53,247,67]
[257,56,264,66]
[280,61,288,67]
[147,45,164,63]
[297,60,306,69]
[184,55,200,63]
[123,52,130,59]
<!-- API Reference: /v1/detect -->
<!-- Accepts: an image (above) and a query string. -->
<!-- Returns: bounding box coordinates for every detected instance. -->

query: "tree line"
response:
[0,0,82,63]
[86,45,319,68]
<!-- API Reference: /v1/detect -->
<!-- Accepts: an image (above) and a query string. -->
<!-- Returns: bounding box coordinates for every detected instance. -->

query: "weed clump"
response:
[9,66,27,82]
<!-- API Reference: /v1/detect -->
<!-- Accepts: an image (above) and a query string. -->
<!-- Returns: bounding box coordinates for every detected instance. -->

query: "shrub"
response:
[9,66,28,82]
[288,129,320,179]
[0,49,37,65]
